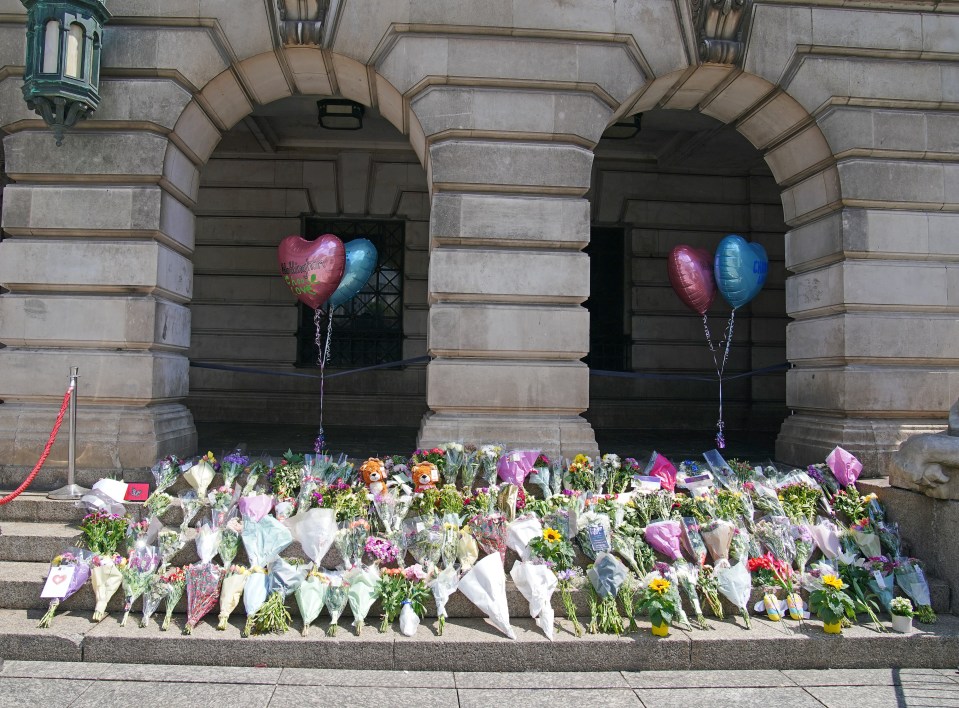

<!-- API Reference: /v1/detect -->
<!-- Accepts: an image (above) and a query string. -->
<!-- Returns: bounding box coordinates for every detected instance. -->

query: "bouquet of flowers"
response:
[645,520,684,562]
[79,511,129,556]
[144,491,174,520]
[140,573,166,628]
[430,566,460,635]
[697,563,724,619]
[644,452,677,492]
[700,519,735,568]
[850,517,882,559]
[457,527,479,570]
[247,557,307,636]
[371,488,412,538]
[716,560,752,628]
[896,558,937,623]
[566,454,595,492]
[478,445,503,486]
[37,549,92,628]
[442,442,465,487]
[183,523,224,634]
[679,517,708,566]
[809,517,843,561]
[296,507,337,568]
[865,556,898,612]
[468,512,508,562]
[586,552,628,635]
[753,518,797,567]
[575,510,611,562]
[208,485,237,527]
[217,565,250,630]
[118,544,160,626]
[826,446,862,488]
[528,454,552,499]
[184,453,217,497]
[241,515,294,636]
[156,527,186,567]
[91,553,124,621]
[335,519,371,569]
[150,455,181,494]
[557,567,586,637]
[497,449,540,489]
[295,567,329,636]
[178,490,203,531]
[346,565,380,635]
[675,560,709,629]
[459,553,516,639]
[158,565,186,631]
[398,565,431,636]
[221,449,248,489]
[324,572,350,636]
[218,516,243,568]
[792,524,814,575]
[238,493,274,523]
[510,560,558,640]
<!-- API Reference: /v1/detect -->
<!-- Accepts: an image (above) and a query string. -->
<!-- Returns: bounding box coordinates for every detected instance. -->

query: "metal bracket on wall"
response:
[273,0,343,47]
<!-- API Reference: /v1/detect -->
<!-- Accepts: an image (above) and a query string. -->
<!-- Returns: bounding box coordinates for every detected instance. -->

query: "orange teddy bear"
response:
[360,457,388,496]
[412,461,439,493]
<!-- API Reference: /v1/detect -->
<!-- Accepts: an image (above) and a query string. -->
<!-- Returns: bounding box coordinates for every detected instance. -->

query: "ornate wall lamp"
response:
[20,0,110,146]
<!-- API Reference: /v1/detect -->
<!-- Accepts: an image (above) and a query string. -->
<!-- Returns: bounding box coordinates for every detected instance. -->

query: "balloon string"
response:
[702,311,736,449]
[314,307,334,453]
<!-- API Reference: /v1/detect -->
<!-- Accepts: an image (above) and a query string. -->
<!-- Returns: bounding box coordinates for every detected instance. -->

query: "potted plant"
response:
[890,596,914,633]
[809,573,856,634]
[636,576,678,636]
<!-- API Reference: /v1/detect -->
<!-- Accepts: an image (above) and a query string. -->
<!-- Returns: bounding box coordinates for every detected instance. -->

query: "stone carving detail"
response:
[890,400,959,500]
[690,0,752,65]
[276,0,329,46]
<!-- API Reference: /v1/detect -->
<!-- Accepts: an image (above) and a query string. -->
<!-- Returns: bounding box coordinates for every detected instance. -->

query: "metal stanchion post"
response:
[48,367,89,500]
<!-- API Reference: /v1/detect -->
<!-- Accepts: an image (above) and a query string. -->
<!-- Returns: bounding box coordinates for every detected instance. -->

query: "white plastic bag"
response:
[399,601,420,637]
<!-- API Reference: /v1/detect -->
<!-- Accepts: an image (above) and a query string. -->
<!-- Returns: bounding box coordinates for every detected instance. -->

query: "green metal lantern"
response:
[20,0,110,146]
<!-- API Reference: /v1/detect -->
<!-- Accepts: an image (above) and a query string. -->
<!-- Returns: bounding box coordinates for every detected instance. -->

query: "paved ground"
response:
[1,662,958,708]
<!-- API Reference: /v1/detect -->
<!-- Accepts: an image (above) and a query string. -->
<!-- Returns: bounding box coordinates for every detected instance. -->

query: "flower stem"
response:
[37,600,58,629]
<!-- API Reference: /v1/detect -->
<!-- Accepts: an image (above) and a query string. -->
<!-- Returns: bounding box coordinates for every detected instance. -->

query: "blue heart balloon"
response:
[713,234,768,310]
[327,238,378,309]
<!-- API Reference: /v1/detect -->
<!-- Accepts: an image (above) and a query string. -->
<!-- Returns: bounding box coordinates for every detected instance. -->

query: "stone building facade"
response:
[0,0,957,474]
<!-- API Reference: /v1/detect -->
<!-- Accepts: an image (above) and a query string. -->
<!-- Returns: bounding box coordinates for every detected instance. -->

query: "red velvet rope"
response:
[0,384,73,505]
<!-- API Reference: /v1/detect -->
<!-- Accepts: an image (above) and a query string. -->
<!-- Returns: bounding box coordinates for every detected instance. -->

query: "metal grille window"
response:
[297,219,404,367]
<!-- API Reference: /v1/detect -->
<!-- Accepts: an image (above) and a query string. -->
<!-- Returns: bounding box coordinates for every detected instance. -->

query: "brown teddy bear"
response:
[360,457,388,496]
[412,461,439,493]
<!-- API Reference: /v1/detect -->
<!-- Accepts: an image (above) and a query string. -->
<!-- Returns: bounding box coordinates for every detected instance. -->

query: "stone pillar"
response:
[0,129,197,476]
[410,89,611,457]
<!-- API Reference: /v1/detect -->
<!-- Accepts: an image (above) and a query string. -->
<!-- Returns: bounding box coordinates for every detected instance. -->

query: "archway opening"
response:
[586,107,788,461]
[187,94,430,457]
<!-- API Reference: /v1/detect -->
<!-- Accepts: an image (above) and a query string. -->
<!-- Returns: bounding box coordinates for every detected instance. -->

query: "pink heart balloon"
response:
[278,234,346,309]
[667,245,716,315]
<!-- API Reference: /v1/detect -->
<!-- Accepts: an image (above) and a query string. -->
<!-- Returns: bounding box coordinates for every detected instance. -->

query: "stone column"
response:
[409,88,613,457]
[0,128,197,476]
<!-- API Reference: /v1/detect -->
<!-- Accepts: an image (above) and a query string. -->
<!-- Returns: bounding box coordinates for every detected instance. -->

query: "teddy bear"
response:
[360,457,388,496]
[412,461,439,493]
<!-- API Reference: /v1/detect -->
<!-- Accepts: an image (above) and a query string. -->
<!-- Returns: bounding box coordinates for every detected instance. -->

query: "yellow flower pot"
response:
[651,622,670,637]
[823,621,842,635]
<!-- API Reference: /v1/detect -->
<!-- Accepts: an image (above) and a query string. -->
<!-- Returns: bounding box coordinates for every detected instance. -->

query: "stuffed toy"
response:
[412,461,439,493]
[360,458,388,496]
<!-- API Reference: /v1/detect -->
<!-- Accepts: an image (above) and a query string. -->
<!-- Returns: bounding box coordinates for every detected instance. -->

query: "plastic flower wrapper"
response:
[118,544,160,626]
[335,519,371,569]
[442,442,465,487]
[675,560,709,629]
[183,523,224,634]
[217,516,243,567]
[156,526,186,567]
[716,560,752,628]
[140,572,166,628]
[699,519,735,568]
[183,457,216,498]
[241,515,294,635]
[459,553,516,639]
[610,529,648,577]
[247,557,307,636]
[159,566,186,630]
[643,452,677,492]
[850,519,882,559]
[528,460,552,500]
[826,446,863,488]
[372,488,412,536]
[586,552,628,635]
[865,557,897,612]
[645,520,683,562]
[151,455,181,494]
[792,524,814,575]
[221,449,248,490]
[324,572,350,636]
[346,565,380,635]
[680,517,708,566]
[238,493,274,523]
[296,507,337,568]
[457,527,479,570]
[730,526,754,566]
[90,553,124,621]
[430,566,460,635]
[506,514,542,561]
[896,558,937,623]
[753,518,797,566]
[509,560,557,640]
[177,490,202,531]
[398,565,432,637]
[478,444,503,486]
[37,549,92,628]
[296,568,329,636]
[497,449,540,487]
[468,512,508,563]
[877,520,902,559]
[697,563,724,619]
[216,564,250,630]
[208,485,238,527]
[145,491,174,520]
[809,517,842,560]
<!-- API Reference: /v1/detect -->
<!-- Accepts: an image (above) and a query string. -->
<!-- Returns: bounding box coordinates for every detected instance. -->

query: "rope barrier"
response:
[0,383,73,505]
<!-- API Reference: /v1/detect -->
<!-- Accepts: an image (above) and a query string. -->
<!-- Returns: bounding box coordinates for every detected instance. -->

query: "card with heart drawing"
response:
[41,565,76,599]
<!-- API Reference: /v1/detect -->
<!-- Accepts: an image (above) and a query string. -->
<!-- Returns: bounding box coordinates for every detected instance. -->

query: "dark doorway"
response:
[585,226,628,371]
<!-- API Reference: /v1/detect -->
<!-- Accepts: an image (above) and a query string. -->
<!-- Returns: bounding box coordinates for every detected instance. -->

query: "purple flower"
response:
[557,569,577,581]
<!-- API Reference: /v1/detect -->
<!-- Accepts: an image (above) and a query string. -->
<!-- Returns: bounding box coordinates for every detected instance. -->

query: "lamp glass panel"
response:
[65,23,84,78]
[42,20,60,73]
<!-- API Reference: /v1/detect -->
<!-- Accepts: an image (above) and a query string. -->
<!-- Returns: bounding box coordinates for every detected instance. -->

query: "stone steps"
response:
[6,609,959,671]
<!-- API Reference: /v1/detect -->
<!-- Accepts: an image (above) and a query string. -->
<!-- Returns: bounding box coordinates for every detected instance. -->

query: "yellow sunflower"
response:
[649,578,671,595]
[822,574,844,591]
[543,528,562,543]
